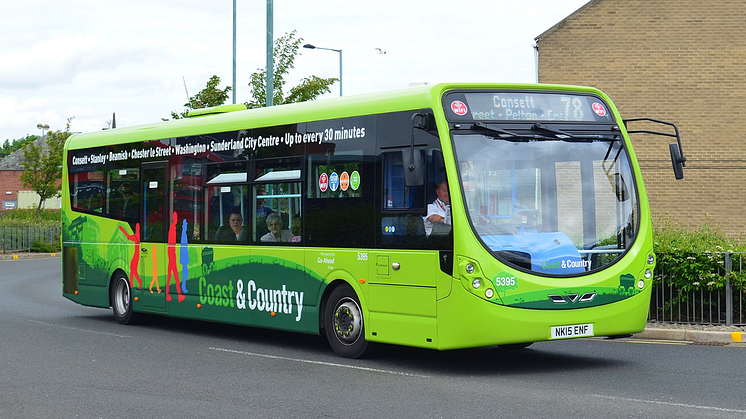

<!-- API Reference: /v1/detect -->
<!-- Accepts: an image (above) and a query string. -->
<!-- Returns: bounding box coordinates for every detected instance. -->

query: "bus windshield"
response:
[453,129,638,276]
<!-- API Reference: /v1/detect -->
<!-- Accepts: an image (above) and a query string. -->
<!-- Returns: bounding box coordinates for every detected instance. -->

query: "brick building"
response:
[0,170,24,209]
[0,137,62,210]
[535,0,746,237]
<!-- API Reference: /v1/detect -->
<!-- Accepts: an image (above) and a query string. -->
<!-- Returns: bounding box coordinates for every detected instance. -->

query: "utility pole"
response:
[232,0,237,104]
[266,0,274,107]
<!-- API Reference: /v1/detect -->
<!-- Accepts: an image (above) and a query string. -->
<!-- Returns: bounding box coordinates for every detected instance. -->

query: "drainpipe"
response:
[533,42,539,83]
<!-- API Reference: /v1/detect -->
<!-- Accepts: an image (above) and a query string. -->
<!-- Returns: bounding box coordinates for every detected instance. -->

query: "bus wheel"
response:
[111,272,138,325]
[324,284,370,358]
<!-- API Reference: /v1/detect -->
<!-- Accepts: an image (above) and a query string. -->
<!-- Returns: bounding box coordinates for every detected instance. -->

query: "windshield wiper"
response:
[474,121,521,138]
[532,123,576,139]
[469,121,617,142]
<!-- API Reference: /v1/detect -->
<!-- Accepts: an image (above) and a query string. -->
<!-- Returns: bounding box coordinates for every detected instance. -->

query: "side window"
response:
[170,158,203,244]
[69,168,105,214]
[379,150,428,249]
[252,158,302,244]
[204,161,248,244]
[307,154,363,199]
[106,167,140,225]
[305,153,374,248]
[141,163,167,242]
[252,183,302,243]
[382,150,425,210]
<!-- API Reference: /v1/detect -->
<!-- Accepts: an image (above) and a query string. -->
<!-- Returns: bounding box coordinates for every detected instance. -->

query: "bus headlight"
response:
[485,288,494,299]
[638,280,645,289]
[647,254,655,265]
[472,278,482,289]
[466,263,475,274]
[644,269,652,279]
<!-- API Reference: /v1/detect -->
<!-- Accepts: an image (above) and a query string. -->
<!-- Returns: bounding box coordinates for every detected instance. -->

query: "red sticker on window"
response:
[592,102,607,117]
[319,173,328,192]
[451,100,468,116]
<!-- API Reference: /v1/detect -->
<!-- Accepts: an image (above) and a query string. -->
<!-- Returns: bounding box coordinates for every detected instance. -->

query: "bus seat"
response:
[255,216,267,242]
[214,226,236,243]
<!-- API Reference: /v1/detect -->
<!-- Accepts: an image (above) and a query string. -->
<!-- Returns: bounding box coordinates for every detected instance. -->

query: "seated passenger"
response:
[290,217,301,243]
[214,207,247,242]
[261,213,293,242]
[192,223,201,241]
[229,206,248,241]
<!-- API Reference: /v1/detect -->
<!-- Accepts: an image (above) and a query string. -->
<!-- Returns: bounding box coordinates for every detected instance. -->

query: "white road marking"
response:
[592,394,746,414]
[208,346,430,378]
[26,319,131,338]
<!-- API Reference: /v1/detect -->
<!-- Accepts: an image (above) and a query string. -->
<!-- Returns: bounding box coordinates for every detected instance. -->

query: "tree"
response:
[1,135,39,158]
[20,118,73,218]
[169,75,232,120]
[168,31,336,118]
[246,30,338,108]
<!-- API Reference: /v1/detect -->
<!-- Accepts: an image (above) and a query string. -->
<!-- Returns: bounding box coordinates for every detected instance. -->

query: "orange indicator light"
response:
[271,312,276,316]
[359,279,366,284]
[197,304,202,309]
[74,290,78,295]
[134,297,139,301]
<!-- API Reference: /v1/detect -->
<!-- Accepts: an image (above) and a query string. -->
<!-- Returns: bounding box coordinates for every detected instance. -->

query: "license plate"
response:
[550,323,594,339]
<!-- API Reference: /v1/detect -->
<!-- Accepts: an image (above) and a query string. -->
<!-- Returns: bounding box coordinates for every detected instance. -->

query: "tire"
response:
[324,284,371,358]
[111,272,139,325]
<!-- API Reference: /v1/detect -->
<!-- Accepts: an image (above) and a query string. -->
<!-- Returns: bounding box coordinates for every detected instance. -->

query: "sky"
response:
[0,0,591,141]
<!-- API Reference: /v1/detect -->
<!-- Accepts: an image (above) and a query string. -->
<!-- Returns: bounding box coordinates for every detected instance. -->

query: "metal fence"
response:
[0,225,61,253]
[649,252,746,326]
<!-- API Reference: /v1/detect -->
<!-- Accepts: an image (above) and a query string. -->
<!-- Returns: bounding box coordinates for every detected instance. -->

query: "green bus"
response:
[62,83,685,358]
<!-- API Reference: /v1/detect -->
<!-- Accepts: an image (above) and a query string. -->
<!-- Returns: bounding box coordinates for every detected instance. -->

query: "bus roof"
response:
[65,82,605,151]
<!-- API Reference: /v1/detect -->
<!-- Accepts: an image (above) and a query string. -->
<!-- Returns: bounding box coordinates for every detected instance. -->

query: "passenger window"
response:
[170,158,203,243]
[69,169,105,214]
[107,168,140,224]
[204,161,248,244]
[253,158,302,244]
[306,153,363,199]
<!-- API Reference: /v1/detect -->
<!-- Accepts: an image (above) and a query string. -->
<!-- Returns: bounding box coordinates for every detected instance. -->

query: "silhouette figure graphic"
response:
[118,223,142,289]
[166,212,185,302]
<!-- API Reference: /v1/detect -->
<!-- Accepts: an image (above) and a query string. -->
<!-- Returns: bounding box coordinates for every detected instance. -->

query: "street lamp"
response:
[303,44,342,97]
[36,123,49,136]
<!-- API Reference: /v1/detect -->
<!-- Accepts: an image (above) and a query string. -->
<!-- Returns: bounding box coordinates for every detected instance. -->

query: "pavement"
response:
[634,326,746,345]
[1,251,743,346]
[0,251,60,262]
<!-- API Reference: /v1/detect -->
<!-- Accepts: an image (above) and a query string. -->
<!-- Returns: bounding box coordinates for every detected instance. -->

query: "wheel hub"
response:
[334,301,361,344]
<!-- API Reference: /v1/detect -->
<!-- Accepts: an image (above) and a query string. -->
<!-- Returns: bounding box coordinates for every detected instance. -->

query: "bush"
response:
[31,240,60,253]
[653,215,746,292]
[0,209,60,226]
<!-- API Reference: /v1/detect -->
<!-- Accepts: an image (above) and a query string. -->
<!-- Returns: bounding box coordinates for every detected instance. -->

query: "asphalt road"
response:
[2,256,746,418]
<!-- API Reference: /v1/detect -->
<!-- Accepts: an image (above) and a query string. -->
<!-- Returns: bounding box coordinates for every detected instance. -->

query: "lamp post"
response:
[232,0,237,104]
[36,123,49,136]
[303,44,342,97]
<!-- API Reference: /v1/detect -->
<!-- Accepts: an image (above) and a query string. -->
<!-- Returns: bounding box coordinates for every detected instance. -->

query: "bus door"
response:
[368,126,441,346]
[138,162,168,310]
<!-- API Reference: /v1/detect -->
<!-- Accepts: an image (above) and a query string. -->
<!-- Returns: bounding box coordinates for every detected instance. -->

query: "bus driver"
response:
[424,180,451,235]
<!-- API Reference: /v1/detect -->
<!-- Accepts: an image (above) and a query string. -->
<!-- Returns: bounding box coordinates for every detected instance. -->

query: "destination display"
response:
[444,91,614,123]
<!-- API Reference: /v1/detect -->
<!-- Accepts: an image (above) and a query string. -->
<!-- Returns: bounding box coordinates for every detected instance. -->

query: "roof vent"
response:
[186,104,247,118]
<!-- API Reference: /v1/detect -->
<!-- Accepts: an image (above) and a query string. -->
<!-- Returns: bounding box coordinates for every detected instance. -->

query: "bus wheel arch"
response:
[109,269,140,325]
[321,281,372,358]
